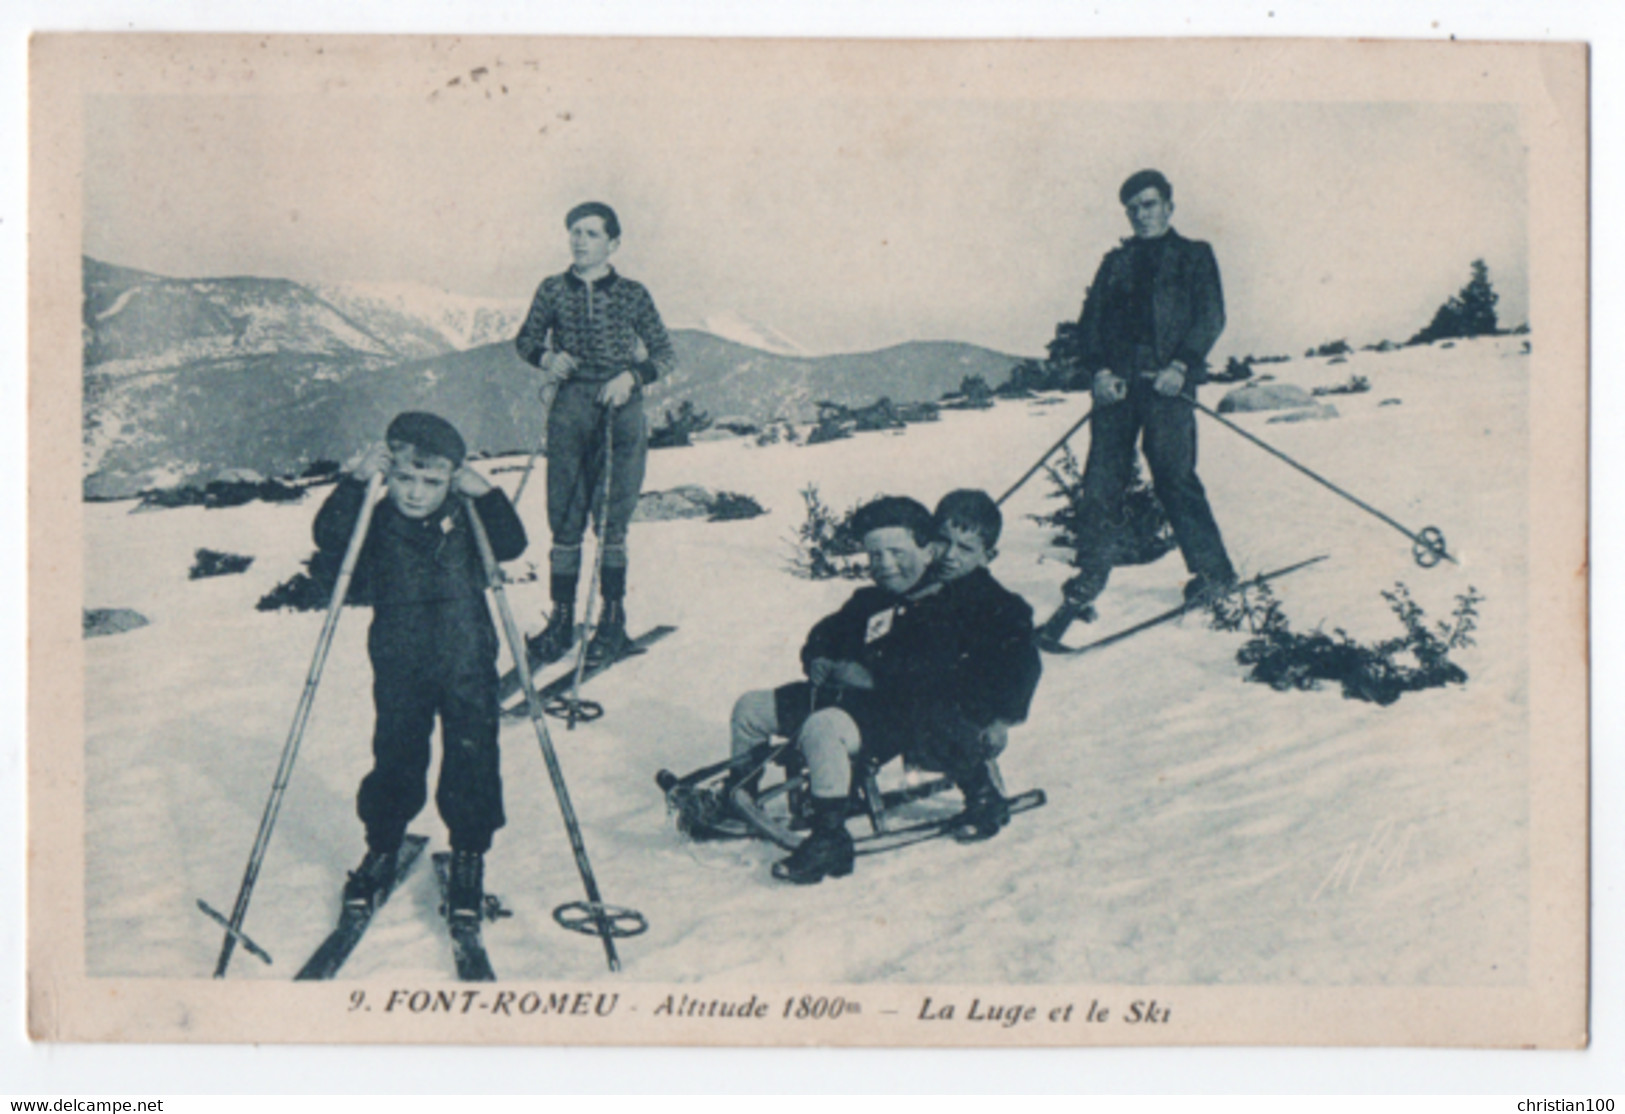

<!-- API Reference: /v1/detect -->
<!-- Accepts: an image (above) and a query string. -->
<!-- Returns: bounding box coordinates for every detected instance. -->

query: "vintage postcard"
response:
[28,34,1587,1047]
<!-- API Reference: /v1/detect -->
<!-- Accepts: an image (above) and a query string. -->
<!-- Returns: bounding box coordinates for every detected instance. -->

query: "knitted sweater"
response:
[514,267,677,386]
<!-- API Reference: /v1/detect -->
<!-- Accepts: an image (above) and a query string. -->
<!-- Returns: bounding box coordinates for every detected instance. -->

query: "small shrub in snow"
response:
[649,400,713,449]
[189,548,255,580]
[1034,447,1176,570]
[787,485,867,580]
[942,374,996,410]
[708,491,768,522]
[255,550,370,612]
[1208,580,1482,706]
[1312,374,1371,397]
[139,477,307,511]
[1306,339,1353,359]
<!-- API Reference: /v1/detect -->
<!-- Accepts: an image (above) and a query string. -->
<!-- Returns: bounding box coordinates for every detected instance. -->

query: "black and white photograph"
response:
[26,33,1587,1049]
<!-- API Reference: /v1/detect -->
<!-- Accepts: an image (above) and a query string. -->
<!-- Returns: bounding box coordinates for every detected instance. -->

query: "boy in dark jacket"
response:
[314,411,527,920]
[727,492,1042,884]
[514,201,677,668]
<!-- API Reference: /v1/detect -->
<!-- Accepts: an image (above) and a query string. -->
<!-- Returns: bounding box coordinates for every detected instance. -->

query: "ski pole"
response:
[201,469,385,977]
[465,496,646,973]
[995,403,1095,507]
[511,380,559,510]
[556,413,616,729]
[1184,396,1456,567]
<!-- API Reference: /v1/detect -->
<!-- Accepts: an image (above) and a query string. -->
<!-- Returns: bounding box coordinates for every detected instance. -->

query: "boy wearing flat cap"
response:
[313,411,528,922]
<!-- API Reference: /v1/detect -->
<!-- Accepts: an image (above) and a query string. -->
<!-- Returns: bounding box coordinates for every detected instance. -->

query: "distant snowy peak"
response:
[697,310,807,357]
[314,281,529,354]
[82,259,401,377]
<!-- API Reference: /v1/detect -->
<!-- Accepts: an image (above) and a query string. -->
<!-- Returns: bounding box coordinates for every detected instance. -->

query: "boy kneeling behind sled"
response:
[313,412,527,921]
[688,491,1043,885]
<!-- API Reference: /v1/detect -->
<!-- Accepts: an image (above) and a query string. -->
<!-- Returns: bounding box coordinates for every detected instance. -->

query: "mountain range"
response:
[81,258,1022,499]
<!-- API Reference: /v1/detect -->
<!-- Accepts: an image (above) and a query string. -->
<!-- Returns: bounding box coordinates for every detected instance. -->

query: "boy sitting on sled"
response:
[724,490,1042,885]
[313,412,527,921]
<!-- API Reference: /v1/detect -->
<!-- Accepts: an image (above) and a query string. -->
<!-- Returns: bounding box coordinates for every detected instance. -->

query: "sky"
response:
[82,57,1528,360]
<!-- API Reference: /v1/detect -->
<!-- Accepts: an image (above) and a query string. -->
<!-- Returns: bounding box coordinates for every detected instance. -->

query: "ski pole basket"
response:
[542,694,605,723]
[553,901,649,940]
[1411,525,1450,568]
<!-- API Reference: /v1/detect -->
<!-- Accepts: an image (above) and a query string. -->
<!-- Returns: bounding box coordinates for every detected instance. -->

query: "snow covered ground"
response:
[83,335,1529,986]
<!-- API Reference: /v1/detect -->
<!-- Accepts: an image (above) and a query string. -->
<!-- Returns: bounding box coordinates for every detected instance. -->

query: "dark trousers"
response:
[1080,384,1234,585]
[358,630,505,854]
[546,380,648,577]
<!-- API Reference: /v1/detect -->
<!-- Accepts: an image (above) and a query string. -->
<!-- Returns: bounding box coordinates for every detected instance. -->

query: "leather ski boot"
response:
[446,850,485,922]
[952,764,1010,843]
[525,601,576,667]
[586,598,630,667]
[342,846,399,911]
[771,796,855,884]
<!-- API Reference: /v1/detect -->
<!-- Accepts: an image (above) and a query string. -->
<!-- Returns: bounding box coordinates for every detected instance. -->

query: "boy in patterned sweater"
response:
[515,201,677,666]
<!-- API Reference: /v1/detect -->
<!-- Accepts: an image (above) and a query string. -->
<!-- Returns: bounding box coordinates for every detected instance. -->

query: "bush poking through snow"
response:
[649,400,713,449]
[708,491,768,522]
[1035,447,1177,570]
[138,476,307,511]
[787,485,868,580]
[1312,374,1371,397]
[255,550,370,612]
[1208,580,1482,705]
[189,548,254,580]
[941,374,996,410]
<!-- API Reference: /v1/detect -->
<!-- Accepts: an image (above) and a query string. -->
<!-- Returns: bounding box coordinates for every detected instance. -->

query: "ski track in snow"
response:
[84,337,1529,986]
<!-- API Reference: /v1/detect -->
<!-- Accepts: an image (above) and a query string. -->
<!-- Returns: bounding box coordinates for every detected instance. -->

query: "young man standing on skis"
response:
[313,412,527,923]
[726,492,1042,884]
[1040,169,1236,645]
[515,201,677,668]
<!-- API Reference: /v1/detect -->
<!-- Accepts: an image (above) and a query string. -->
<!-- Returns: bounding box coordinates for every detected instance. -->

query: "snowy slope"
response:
[82,335,1529,985]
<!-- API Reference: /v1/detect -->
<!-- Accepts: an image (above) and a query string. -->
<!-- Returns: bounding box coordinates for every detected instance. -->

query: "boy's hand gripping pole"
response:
[200,470,384,977]
[995,404,1095,507]
[465,496,647,973]
[1184,396,1456,567]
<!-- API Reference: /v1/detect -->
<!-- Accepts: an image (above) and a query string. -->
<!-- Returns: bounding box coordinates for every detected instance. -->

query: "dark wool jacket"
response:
[1075,229,1225,385]
[514,267,677,386]
[313,479,527,671]
[797,567,1042,763]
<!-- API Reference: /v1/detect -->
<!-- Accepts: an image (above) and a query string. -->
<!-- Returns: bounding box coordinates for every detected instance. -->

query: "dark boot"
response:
[586,598,630,667]
[342,846,399,911]
[771,796,854,884]
[526,601,576,667]
[952,764,1010,843]
[446,850,485,921]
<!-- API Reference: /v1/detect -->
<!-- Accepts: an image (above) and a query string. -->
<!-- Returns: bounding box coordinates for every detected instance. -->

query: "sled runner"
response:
[657,743,1046,858]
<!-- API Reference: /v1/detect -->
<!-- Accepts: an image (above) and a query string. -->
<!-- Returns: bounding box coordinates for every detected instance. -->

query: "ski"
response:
[294,834,429,981]
[430,852,498,982]
[501,625,677,719]
[1038,554,1330,657]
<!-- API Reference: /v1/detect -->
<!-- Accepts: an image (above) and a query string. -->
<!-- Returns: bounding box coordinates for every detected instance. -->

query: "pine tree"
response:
[1409,259,1500,345]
